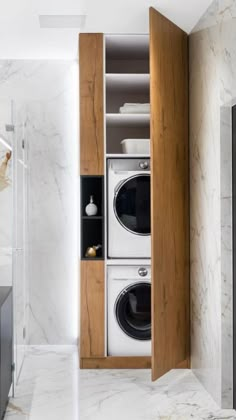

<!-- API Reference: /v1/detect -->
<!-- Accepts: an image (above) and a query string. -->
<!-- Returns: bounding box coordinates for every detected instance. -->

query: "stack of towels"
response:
[119,103,150,114]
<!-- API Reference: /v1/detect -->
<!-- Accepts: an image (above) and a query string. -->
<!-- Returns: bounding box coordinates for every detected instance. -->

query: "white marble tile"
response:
[220,106,233,408]
[192,0,219,32]
[80,369,236,420]
[25,62,79,345]
[189,0,236,408]
[5,346,79,420]
[189,24,222,407]
[6,347,236,420]
[192,0,236,33]
[0,60,79,346]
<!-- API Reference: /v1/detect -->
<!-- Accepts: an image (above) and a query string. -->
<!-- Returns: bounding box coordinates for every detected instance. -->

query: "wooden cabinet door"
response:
[79,33,104,175]
[80,261,105,358]
[150,8,189,380]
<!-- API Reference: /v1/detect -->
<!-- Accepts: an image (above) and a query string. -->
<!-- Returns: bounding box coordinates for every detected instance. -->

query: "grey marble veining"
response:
[5,346,236,420]
[192,0,220,32]
[80,369,236,420]
[220,105,233,408]
[5,346,79,420]
[190,0,236,409]
[190,23,222,407]
[0,60,79,346]
[193,0,236,33]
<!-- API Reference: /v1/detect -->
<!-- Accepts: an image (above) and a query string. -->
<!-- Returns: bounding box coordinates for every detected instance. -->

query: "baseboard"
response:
[80,356,151,369]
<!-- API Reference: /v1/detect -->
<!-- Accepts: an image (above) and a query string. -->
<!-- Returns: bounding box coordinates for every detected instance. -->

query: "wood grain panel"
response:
[80,261,105,358]
[80,357,188,369]
[81,357,151,369]
[79,33,104,175]
[150,8,190,380]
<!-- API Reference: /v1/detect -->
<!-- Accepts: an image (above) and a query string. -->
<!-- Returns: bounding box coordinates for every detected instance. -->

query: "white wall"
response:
[0,60,79,344]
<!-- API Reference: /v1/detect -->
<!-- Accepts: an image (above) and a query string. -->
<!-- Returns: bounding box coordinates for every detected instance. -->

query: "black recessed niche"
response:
[80,176,104,260]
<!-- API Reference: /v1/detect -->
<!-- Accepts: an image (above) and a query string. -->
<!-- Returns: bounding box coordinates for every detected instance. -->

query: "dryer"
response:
[107,265,151,356]
[107,158,151,258]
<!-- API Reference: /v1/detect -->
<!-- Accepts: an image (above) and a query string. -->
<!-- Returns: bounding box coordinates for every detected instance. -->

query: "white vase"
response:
[85,195,98,216]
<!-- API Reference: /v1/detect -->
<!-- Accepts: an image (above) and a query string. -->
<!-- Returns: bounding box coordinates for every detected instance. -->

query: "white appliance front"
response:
[107,265,151,357]
[108,158,151,258]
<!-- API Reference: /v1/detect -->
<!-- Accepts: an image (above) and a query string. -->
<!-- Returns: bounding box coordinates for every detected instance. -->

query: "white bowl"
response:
[121,139,150,155]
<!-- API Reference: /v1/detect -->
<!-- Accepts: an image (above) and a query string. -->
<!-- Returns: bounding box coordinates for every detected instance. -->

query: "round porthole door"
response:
[115,282,151,341]
[114,174,151,236]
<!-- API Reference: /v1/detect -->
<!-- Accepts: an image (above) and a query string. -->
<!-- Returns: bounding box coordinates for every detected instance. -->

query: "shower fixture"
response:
[5,124,14,132]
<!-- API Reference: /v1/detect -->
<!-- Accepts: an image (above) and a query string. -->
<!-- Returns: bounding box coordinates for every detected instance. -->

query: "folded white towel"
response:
[120,108,150,114]
[120,103,150,114]
[122,103,150,108]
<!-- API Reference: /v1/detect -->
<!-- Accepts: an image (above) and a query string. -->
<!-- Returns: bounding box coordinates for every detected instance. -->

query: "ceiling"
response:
[0,0,213,59]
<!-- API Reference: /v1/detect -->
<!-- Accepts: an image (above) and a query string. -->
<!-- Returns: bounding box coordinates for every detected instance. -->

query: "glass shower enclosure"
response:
[0,99,29,384]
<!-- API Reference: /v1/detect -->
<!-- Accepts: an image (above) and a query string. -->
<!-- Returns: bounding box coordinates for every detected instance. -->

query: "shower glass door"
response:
[0,100,14,390]
[0,101,13,290]
[12,102,29,382]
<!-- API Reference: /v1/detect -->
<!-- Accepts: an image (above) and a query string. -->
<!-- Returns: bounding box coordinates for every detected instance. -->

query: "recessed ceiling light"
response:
[39,15,86,29]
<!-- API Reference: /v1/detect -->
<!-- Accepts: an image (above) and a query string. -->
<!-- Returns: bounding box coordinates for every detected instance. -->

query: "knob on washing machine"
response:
[139,161,149,170]
[138,267,148,277]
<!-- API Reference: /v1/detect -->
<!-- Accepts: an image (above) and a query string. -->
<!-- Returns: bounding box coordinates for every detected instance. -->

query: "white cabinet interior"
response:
[105,35,150,155]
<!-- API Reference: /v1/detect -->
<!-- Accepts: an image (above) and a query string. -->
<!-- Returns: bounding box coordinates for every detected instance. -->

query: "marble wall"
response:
[0,123,13,287]
[190,0,236,408]
[0,61,79,345]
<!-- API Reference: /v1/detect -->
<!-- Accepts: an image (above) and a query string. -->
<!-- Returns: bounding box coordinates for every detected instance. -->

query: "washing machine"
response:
[108,158,151,258]
[107,265,151,356]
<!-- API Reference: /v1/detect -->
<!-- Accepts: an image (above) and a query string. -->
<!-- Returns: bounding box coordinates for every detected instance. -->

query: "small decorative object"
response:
[85,195,98,216]
[0,151,12,191]
[85,244,102,258]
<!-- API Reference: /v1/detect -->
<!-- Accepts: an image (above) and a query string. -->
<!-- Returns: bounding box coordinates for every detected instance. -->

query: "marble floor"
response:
[4,346,236,420]
[5,346,79,420]
[80,369,236,420]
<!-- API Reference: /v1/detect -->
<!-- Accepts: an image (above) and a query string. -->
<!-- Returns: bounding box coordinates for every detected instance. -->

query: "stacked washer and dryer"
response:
[107,158,151,356]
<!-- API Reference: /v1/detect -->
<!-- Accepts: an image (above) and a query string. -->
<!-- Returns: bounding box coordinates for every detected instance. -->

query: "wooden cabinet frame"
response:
[79,10,190,377]
[80,33,104,175]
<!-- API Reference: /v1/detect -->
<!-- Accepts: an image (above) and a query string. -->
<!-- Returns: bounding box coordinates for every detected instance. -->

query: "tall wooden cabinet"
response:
[79,34,105,367]
[79,8,189,379]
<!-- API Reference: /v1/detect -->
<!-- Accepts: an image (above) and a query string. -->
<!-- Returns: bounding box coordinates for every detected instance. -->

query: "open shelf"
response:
[81,257,104,261]
[106,74,149,90]
[106,74,150,113]
[81,176,103,217]
[106,113,150,127]
[106,35,149,73]
[106,153,150,159]
[106,35,149,59]
[80,176,104,260]
[105,35,151,156]
[106,35,149,74]
[106,124,150,154]
[81,219,104,259]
